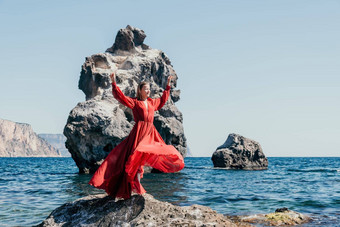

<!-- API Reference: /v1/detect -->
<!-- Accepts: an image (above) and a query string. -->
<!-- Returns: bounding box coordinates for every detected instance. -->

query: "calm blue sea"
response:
[0,157,339,226]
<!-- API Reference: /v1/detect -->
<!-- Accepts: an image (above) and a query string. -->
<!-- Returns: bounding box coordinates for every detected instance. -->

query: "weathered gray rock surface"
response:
[64,25,186,173]
[211,133,268,170]
[38,194,310,226]
[38,193,240,227]
[0,118,61,157]
[38,134,70,157]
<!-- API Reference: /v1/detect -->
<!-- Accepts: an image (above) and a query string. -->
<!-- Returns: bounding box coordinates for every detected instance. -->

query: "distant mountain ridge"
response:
[38,134,70,157]
[186,146,193,157]
[0,118,61,157]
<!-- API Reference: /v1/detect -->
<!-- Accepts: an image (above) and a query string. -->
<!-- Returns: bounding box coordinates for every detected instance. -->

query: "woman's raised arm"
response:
[110,73,135,109]
[152,75,172,111]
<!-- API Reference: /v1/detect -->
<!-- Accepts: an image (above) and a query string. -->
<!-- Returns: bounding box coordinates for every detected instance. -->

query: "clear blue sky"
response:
[1,0,339,157]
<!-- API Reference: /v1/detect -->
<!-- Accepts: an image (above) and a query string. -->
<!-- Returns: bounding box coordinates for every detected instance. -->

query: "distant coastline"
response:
[0,118,68,157]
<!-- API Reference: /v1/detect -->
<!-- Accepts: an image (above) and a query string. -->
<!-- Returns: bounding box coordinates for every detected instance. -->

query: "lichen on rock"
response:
[237,207,311,226]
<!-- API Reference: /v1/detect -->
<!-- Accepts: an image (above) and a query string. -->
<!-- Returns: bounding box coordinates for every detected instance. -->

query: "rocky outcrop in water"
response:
[64,25,186,173]
[211,133,268,170]
[0,118,61,157]
[38,193,238,227]
[38,134,70,157]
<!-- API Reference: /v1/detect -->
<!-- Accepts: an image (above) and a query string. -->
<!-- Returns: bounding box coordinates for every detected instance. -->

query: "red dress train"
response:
[88,82,185,199]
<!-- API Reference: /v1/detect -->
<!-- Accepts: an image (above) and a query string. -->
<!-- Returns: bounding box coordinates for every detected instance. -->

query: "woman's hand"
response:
[167,75,172,86]
[110,72,116,83]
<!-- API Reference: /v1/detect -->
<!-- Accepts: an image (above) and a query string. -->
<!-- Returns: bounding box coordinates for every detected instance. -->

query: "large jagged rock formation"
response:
[64,25,186,173]
[38,193,238,227]
[211,133,268,170]
[0,118,61,157]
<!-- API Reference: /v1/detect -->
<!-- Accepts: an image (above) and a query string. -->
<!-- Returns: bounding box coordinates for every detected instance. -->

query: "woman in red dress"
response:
[89,72,185,199]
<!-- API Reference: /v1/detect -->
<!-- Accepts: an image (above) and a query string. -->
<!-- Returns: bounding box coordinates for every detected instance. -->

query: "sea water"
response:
[0,157,339,226]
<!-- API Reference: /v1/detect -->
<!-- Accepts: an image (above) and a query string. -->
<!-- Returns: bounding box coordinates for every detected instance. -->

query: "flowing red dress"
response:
[88,82,185,199]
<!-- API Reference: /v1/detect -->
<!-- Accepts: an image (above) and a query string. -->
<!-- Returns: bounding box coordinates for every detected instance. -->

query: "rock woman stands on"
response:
[89,72,185,199]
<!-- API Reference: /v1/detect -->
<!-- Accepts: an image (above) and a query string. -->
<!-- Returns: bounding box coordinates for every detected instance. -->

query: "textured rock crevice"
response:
[64,25,186,173]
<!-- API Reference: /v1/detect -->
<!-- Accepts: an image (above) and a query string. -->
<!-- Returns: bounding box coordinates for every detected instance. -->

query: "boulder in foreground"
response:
[211,133,268,170]
[38,193,238,227]
[38,193,311,226]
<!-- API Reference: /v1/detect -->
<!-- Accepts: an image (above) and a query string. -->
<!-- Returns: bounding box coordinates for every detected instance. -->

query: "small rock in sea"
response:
[37,193,242,227]
[275,207,289,213]
[211,133,268,170]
